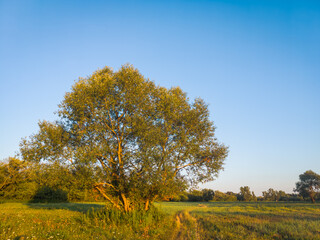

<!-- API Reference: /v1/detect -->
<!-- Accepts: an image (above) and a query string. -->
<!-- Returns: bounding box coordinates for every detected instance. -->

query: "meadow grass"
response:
[0,202,175,240]
[0,201,319,239]
[157,201,320,240]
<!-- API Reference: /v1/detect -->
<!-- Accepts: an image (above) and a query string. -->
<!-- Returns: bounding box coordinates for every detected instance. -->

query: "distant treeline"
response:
[0,157,318,203]
[170,187,310,202]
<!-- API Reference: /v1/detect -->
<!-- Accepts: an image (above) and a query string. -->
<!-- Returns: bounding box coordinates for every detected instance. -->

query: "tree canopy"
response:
[262,188,287,202]
[0,157,32,198]
[237,186,257,202]
[20,65,228,211]
[294,170,320,203]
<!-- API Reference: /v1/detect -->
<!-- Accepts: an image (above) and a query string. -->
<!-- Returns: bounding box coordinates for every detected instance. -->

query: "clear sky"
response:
[1,0,319,195]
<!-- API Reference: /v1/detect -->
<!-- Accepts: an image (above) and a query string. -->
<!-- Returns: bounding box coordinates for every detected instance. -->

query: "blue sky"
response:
[1,0,319,195]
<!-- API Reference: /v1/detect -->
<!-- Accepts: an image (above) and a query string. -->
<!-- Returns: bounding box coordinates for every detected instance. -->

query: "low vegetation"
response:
[0,202,175,240]
[1,201,319,240]
[157,202,320,239]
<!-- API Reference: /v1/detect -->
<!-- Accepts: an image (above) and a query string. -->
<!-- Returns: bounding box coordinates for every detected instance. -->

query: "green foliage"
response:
[202,189,215,201]
[187,189,204,202]
[262,188,277,201]
[237,186,257,201]
[171,189,237,202]
[20,121,70,163]
[262,188,289,201]
[184,189,218,202]
[82,206,168,232]
[277,190,289,201]
[0,158,99,202]
[32,162,98,202]
[0,157,35,200]
[286,193,304,202]
[30,186,68,203]
[295,170,320,203]
[169,191,189,202]
[20,64,228,211]
[211,190,237,201]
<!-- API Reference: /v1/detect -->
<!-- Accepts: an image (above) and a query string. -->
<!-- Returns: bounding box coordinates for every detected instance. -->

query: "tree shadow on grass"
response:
[25,186,106,213]
[25,202,106,213]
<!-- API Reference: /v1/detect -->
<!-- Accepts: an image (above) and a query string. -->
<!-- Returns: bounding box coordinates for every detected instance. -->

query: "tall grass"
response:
[78,206,176,239]
[0,202,176,240]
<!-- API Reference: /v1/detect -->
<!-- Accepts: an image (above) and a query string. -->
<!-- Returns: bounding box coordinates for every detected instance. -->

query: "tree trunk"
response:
[310,190,316,203]
[121,193,130,212]
[144,199,150,211]
[95,185,121,210]
[310,195,315,203]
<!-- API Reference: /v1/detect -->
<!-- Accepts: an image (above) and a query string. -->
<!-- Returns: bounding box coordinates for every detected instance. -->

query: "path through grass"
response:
[157,202,320,240]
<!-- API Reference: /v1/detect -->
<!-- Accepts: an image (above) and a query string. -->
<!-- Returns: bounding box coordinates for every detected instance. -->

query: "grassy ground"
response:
[156,202,320,240]
[0,202,174,240]
[0,201,319,239]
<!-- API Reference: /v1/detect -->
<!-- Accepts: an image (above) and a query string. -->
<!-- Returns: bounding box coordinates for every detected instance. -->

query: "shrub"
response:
[79,206,175,238]
[187,190,204,201]
[211,191,237,201]
[30,186,68,203]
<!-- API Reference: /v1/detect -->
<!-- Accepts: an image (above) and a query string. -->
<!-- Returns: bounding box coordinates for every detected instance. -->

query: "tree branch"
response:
[94,185,121,210]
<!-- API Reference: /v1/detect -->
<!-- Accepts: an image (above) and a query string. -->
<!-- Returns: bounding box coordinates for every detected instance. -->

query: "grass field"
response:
[0,201,319,239]
[156,202,320,239]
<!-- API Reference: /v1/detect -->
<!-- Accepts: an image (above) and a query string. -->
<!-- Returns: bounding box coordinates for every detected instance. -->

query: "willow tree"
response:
[20,65,228,211]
